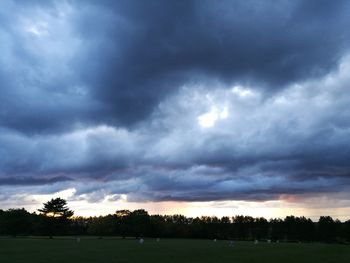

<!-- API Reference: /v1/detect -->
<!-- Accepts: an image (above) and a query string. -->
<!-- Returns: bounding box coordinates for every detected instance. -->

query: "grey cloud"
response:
[1,0,350,205]
[0,175,72,186]
[1,0,350,134]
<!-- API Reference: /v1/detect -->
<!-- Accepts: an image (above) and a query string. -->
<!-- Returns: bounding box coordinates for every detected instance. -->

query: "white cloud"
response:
[198,106,229,128]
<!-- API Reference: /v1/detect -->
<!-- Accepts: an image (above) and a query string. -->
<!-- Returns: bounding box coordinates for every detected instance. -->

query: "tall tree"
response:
[1,208,33,237]
[38,198,74,238]
[38,198,73,218]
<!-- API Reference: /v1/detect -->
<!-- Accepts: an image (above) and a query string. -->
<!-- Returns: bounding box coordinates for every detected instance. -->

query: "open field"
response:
[0,237,349,263]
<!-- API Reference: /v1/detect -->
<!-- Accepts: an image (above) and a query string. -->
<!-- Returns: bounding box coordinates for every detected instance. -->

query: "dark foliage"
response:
[0,201,349,243]
[36,198,74,238]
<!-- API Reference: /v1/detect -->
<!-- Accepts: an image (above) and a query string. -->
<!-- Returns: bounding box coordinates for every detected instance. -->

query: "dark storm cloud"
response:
[2,0,350,133]
[0,175,72,186]
[1,0,350,204]
[74,0,350,127]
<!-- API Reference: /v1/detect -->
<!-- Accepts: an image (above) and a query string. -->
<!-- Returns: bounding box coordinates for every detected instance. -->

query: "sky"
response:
[1,0,350,221]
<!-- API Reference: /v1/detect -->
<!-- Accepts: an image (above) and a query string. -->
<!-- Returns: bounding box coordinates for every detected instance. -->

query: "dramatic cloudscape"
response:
[1,0,350,220]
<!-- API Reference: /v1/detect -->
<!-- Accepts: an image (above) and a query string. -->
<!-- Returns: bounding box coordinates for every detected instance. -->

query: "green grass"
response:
[0,237,349,263]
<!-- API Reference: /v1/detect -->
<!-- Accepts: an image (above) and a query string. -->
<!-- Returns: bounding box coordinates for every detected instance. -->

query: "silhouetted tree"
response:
[149,215,166,238]
[38,198,74,238]
[128,209,150,238]
[0,208,33,237]
[70,216,89,235]
[38,198,73,218]
[252,217,269,240]
[344,219,350,242]
[115,210,131,238]
[270,218,284,241]
[87,215,116,236]
[318,216,336,242]
[1,202,349,243]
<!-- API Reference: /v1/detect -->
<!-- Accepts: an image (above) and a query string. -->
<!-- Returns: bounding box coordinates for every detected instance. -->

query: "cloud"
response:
[0,0,350,206]
[1,54,350,203]
[1,0,350,133]
[0,176,72,186]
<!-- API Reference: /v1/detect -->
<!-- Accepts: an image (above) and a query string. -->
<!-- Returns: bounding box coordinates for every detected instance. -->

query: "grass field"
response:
[0,237,349,263]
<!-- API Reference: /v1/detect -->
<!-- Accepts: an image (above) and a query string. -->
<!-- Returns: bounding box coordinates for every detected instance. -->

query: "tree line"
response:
[0,198,349,243]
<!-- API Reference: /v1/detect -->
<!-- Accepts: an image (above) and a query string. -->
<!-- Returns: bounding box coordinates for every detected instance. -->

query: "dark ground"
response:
[0,237,349,263]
